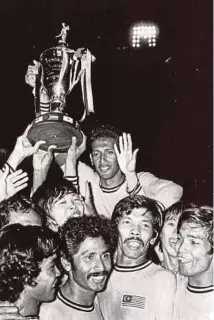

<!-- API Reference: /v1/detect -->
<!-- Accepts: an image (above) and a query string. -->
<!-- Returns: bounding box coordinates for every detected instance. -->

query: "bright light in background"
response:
[131,23,159,48]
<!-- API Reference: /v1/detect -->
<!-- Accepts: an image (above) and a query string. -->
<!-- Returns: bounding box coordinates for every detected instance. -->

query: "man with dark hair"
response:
[0,194,42,230]
[32,178,85,232]
[98,194,176,320]
[60,124,183,219]
[155,201,186,273]
[0,223,61,319]
[40,215,118,319]
[174,204,213,320]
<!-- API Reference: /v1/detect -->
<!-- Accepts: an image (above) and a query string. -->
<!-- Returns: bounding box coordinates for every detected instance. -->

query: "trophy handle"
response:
[34,63,42,116]
[79,49,95,122]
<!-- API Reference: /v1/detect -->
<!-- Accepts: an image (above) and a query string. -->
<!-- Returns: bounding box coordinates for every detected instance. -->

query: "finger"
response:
[0,306,20,313]
[48,145,57,151]
[13,183,28,193]
[0,315,25,320]
[68,136,77,153]
[132,148,139,162]
[47,145,57,157]
[80,132,87,148]
[22,124,32,137]
[33,140,46,152]
[72,136,77,148]
[7,170,27,183]
[33,59,39,66]
[123,132,128,150]
[127,133,132,152]
[13,176,29,187]
[119,135,123,152]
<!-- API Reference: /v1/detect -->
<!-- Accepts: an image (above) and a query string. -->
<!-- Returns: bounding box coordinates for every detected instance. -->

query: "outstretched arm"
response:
[59,133,87,192]
[31,145,56,196]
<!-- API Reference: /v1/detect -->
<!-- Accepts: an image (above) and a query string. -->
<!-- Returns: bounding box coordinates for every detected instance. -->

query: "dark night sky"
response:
[0,0,212,205]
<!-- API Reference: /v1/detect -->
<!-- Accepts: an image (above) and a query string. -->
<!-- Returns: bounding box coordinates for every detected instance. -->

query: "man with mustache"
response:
[98,195,176,320]
[39,215,118,319]
[174,204,213,320]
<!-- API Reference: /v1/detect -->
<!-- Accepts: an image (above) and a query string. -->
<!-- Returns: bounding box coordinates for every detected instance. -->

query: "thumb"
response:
[47,145,57,158]
[33,140,46,153]
[132,148,139,162]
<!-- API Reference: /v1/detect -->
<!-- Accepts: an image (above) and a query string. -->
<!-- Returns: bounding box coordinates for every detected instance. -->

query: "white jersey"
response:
[39,289,103,320]
[173,275,214,320]
[97,260,176,320]
[77,161,183,218]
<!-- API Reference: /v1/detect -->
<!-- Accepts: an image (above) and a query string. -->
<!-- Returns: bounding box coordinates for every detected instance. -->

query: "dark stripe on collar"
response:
[57,289,94,312]
[187,284,214,294]
[100,177,126,193]
[114,260,153,272]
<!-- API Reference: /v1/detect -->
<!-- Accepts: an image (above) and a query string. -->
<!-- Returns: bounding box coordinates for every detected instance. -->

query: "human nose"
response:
[100,152,108,164]
[94,256,105,271]
[130,225,140,237]
[178,240,188,255]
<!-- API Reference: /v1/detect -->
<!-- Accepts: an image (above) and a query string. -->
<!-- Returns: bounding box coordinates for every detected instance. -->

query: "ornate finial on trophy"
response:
[56,22,70,44]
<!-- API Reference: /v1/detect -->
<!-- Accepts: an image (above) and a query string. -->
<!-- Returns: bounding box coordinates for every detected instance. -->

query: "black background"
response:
[0,0,212,205]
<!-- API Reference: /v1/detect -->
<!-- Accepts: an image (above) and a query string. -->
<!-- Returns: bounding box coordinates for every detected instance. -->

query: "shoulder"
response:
[137,171,156,181]
[39,299,63,319]
[153,264,176,284]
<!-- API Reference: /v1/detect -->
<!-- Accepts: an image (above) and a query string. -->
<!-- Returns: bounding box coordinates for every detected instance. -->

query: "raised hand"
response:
[25,60,40,88]
[6,124,46,171]
[33,145,57,172]
[0,165,29,202]
[67,133,87,165]
[15,124,46,158]
[60,133,87,175]
[114,133,139,175]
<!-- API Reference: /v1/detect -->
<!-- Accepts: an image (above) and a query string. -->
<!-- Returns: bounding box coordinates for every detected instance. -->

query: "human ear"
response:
[90,154,94,166]
[61,257,72,272]
[150,231,158,246]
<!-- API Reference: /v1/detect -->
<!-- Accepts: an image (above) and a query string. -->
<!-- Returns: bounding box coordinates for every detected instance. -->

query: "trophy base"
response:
[27,113,83,152]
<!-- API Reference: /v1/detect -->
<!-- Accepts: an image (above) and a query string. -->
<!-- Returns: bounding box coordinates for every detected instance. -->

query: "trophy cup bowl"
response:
[26,23,94,152]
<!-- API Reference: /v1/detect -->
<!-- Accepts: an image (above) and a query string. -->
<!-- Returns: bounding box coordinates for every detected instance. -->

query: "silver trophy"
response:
[26,23,95,151]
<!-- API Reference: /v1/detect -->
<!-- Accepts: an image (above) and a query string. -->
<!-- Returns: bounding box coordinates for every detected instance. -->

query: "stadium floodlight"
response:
[130,22,159,48]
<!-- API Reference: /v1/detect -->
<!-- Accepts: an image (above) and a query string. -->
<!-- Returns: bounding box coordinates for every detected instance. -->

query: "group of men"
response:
[0,65,212,320]
[0,118,212,320]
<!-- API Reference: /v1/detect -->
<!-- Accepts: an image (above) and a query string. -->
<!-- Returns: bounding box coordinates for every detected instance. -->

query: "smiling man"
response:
[39,215,118,320]
[98,195,176,320]
[32,178,85,232]
[174,204,214,320]
[155,202,185,273]
[61,124,183,219]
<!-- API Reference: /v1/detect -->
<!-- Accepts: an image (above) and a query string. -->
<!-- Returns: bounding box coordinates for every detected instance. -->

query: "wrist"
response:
[7,151,25,169]
[64,161,77,176]
[125,171,137,180]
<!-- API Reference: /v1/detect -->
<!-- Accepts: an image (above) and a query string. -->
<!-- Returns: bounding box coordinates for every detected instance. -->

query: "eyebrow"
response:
[185,234,205,240]
[80,248,110,256]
